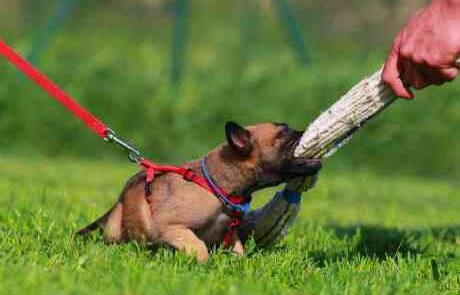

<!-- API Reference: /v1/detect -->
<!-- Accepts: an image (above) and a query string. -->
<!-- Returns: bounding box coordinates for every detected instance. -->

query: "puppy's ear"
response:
[225,121,252,156]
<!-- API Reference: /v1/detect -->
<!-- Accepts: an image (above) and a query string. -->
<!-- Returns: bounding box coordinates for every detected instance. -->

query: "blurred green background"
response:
[1,0,459,179]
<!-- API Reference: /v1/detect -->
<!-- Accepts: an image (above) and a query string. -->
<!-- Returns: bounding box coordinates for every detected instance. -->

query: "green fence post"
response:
[27,0,82,65]
[271,0,310,65]
[170,0,190,89]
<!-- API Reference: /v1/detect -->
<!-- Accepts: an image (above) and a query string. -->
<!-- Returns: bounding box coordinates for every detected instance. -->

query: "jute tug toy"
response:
[294,60,460,161]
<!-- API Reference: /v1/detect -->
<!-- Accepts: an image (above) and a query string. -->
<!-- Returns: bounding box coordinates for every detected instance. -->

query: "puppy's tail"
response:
[75,220,100,236]
[75,206,114,237]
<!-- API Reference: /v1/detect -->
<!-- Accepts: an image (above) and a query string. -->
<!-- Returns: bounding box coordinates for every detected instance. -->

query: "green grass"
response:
[1,156,459,295]
[2,1,460,294]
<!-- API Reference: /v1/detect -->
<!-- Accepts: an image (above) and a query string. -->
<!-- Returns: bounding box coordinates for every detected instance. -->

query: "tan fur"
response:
[103,203,123,243]
[76,122,320,262]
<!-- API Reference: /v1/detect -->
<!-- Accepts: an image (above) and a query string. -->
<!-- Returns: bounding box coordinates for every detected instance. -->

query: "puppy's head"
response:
[223,121,321,191]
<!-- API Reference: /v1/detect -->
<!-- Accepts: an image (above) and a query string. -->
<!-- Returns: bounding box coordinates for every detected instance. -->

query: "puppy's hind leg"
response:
[160,227,209,262]
[102,203,124,243]
[231,232,245,256]
[75,203,124,243]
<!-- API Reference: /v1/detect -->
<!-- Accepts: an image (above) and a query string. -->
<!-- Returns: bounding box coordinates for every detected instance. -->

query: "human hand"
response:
[382,0,460,99]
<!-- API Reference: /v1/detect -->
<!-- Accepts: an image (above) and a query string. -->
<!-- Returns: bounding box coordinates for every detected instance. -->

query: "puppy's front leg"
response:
[161,227,209,262]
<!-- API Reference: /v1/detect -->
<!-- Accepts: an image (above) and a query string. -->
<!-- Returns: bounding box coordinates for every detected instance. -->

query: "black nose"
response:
[293,130,303,140]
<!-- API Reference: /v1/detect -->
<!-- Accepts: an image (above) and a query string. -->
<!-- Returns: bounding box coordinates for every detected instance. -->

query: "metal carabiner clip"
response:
[104,129,144,164]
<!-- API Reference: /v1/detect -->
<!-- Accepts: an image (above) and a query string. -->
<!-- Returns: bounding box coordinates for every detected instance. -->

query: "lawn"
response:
[0,156,459,295]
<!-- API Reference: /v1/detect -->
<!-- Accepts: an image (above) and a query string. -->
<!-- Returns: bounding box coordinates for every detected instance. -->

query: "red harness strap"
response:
[0,38,246,248]
[140,158,246,248]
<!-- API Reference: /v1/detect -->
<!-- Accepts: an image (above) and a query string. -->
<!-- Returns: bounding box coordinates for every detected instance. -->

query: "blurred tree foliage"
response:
[1,0,459,179]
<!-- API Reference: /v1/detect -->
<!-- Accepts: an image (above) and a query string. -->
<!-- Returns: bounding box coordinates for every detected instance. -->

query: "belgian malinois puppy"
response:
[76,121,321,262]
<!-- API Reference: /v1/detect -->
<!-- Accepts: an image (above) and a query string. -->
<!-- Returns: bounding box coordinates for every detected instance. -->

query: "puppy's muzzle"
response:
[284,158,322,178]
[302,159,322,175]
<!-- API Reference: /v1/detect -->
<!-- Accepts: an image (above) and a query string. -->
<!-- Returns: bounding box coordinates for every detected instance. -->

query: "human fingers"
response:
[383,36,414,99]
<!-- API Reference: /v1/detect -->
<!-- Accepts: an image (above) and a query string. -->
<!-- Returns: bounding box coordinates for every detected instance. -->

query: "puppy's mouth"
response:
[284,130,322,177]
[283,130,303,154]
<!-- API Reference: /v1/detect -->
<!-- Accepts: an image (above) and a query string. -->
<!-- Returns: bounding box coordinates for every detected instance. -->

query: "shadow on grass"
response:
[329,224,422,260]
[315,224,460,262]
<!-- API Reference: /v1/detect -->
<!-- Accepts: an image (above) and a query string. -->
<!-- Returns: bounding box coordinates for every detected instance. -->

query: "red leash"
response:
[0,38,246,248]
[0,39,108,139]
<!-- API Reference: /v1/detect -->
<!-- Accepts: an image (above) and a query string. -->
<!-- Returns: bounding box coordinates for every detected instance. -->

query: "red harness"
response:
[0,38,248,248]
[140,158,249,248]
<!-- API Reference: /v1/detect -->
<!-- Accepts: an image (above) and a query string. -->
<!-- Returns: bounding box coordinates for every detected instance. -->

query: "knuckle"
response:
[442,69,458,81]
[424,59,437,68]
[412,54,425,65]
[425,56,443,68]
[400,47,412,58]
